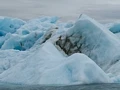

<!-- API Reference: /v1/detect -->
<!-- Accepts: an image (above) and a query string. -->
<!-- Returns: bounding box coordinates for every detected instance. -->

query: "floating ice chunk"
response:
[0,15,119,85]
[56,14,120,70]
[0,17,25,35]
[0,42,110,85]
[0,16,59,50]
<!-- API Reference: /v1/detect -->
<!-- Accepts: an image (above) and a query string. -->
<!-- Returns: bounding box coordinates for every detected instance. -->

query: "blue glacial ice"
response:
[0,14,120,85]
[0,16,58,50]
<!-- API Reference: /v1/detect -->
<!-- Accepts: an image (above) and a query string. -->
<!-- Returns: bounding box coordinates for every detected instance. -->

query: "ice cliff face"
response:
[56,14,120,71]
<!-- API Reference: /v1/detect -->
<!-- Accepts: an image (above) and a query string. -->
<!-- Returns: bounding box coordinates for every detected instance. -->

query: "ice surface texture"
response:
[0,16,58,50]
[0,14,120,85]
[0,42,109,85]
[56,14,120,71]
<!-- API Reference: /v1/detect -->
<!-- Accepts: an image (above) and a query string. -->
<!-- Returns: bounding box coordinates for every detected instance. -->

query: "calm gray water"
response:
[0,0,120,23]
[0,84,120,90]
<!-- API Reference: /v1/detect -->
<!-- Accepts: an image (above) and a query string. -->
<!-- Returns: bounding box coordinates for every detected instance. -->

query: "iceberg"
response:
[0,42,110,85]
[56,14,120,71]
[0,14,120,85]
[0,16,25,35]
[0,17,26,48]
[0,16,58,50]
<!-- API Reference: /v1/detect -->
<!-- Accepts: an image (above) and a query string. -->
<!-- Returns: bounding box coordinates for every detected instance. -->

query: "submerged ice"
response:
[0,14,120,85]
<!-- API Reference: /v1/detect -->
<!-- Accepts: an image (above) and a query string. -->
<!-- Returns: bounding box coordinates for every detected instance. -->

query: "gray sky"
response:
[0,0,120,23]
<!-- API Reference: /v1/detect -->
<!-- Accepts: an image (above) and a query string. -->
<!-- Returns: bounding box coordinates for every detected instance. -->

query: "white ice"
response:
[0,42,110,85]
[0,14,120,85]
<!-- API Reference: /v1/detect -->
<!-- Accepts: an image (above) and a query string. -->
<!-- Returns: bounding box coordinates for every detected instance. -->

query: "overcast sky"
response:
[0,0,120,23]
